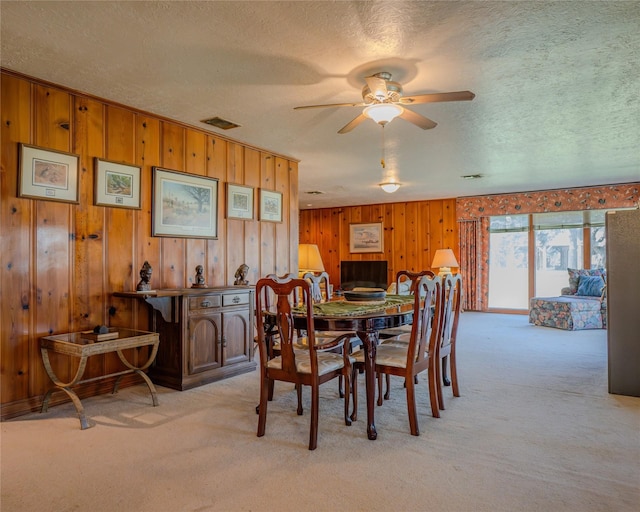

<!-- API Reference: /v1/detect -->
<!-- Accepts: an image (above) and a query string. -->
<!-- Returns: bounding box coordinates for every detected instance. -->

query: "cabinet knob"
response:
[232,296,240,304]
[200,300,211,307]
[222,336,227,348]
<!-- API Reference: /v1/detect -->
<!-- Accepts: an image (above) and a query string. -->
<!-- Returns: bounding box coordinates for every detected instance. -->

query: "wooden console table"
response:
[40,328,159,430]
[114,286,255,390]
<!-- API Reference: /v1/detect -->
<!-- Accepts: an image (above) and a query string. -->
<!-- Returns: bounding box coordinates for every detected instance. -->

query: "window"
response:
[533,211,584,297]
[488,209,615,310]
[488,215,529,309]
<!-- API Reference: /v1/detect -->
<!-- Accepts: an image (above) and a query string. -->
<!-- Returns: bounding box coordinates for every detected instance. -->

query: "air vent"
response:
[201,117,241,130]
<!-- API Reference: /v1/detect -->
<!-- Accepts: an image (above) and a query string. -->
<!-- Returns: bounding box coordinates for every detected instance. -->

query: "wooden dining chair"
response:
[254,273,295,361]
[379,269,435,339]
[351,275,444,435]
[435,273,463,411]
[301,271,361,398]
[378,269,436,402]
[255,274,354,450]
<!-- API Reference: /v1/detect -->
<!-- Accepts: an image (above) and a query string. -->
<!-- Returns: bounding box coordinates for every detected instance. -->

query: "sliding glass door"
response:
[488,210,610,311]
[488,215,529,309]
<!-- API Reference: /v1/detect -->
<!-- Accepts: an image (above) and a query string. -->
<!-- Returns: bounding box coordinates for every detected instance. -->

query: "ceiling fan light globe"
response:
[364,104,403,125]
[380,182,400,193]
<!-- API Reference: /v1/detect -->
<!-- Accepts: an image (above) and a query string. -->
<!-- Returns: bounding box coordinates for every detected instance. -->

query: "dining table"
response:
[263,294,416,440]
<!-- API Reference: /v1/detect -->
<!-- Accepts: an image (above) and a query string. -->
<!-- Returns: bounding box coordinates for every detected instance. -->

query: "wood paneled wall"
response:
[0,70,298,419]
[299,199,458,287]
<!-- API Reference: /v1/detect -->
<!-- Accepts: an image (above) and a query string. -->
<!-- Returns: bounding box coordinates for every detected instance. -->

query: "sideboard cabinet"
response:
[114,287,255,390]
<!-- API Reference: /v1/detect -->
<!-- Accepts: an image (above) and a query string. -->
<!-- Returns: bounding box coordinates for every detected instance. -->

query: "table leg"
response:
[114,346,160,406]
[357,330,378,440]
[40,348,91,430]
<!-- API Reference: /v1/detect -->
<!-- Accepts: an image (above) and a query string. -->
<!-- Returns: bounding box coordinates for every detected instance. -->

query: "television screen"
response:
[340,260,388,291]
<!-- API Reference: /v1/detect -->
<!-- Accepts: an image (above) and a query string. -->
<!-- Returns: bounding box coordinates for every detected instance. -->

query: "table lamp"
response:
[431,249,459,277]
[298,244,325,275]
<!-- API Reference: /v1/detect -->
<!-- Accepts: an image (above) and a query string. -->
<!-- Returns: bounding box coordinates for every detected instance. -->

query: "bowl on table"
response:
[343,288,387,303]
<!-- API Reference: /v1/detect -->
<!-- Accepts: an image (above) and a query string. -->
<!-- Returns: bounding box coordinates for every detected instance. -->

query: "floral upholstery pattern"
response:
[529,296,604,330]
[530,268,607,330]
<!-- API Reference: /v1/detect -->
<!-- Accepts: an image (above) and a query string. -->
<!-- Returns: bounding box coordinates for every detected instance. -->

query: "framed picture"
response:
[94,158,141,209]
[18,144,79,203]
[259,189,283,223]
[226,183,254,220]
[349,222,384,253]
[152,167,218,238]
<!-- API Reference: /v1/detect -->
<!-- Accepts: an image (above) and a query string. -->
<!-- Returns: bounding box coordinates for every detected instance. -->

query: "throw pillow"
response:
[576,275,605,297]
[567,268,606,294]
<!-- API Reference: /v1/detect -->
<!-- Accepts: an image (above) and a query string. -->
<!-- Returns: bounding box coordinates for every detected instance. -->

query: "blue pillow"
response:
[576,275,605,297]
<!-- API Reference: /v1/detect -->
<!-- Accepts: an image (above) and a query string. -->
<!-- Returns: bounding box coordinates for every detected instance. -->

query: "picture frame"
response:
[152,167,218,238]
[259,189,283,223]
[226,183,254,220]
[94,158,141,209]
[18,143,79,203]
[349,222,384,253]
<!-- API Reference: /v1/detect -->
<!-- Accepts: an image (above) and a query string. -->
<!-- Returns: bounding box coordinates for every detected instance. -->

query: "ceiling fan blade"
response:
[365,75,389,101]
[399,109,438,130]
[400,90,475,105]
[338,113,368,134]
[294,101,366,110]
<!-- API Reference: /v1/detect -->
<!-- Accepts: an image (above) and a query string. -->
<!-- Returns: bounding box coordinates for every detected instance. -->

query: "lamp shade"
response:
[363,103,403,125]
[431,249,459,272]
[298,244,325,272]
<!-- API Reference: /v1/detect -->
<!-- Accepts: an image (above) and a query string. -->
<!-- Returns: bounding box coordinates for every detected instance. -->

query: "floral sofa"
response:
[529,268,607,330]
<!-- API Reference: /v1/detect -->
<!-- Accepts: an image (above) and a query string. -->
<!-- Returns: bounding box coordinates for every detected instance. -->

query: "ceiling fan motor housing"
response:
[362,73,403,104]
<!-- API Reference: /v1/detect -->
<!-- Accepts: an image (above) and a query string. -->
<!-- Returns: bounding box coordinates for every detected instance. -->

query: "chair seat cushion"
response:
[352,344,412,369]
[378,324,412,339]
[380,333,411,346]
[266,351,353,375]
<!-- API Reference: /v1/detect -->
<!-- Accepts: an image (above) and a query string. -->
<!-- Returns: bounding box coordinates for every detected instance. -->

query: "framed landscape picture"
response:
[152,167,218,238]
[259,189,283,223]
[349,222,384,253]
[94,158,141,209]
[226,183,254,220]
[18,144,79,203]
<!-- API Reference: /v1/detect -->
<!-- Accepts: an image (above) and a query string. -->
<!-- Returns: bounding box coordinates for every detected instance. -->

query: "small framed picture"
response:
[152,167,219,238]
[350,222,384,253]
[18,144,80,203]
[226,183,254,220]
[94,158,141,209]
[259,189,283,223]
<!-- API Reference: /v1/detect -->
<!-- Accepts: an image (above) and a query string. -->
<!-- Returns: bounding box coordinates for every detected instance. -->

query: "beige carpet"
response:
[1,313,639,512]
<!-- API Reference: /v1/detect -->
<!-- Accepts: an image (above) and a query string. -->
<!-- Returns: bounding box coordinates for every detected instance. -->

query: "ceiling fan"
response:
[294,71,475,133]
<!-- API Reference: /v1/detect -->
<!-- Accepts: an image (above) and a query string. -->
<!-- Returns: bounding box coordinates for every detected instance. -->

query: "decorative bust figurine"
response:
[192,264,207,288]
[234,264,249,285]
[136,261,153,291]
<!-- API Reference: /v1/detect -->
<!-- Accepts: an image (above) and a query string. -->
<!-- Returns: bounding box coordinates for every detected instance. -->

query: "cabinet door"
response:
[188,312,222,374]
[222,308,251,366]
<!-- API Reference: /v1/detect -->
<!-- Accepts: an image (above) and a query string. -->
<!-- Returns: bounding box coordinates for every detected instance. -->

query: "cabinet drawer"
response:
[189,295,221,311]
[222,293,249,307]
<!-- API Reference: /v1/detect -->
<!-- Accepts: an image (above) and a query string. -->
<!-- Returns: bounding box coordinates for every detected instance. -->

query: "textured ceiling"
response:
[1,1,639,209]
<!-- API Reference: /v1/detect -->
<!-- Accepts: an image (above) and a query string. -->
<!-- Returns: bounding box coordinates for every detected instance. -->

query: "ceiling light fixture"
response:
[363,103,404,126]
[380,182,400,193]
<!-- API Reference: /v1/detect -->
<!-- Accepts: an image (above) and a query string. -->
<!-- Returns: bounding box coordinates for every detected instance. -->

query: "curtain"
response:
[458,218,490,311]
[458,219,482,311]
